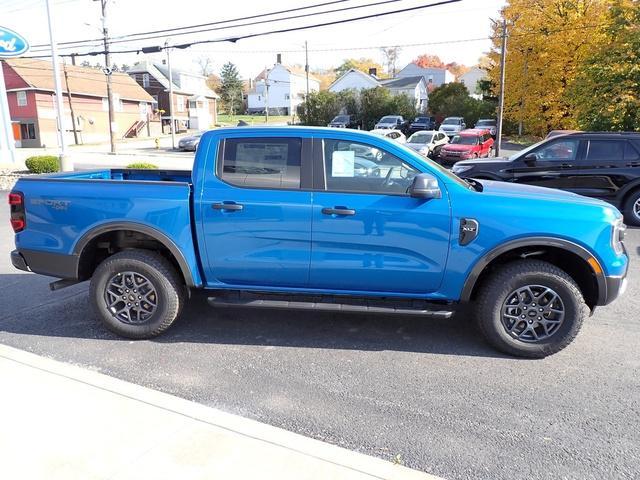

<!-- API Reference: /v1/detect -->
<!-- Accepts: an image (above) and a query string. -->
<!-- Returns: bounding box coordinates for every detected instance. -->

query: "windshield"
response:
[442,118,460,125]
[476,120,495,126]
[408,132,433,144]
[451,135,478,145]
[332,115,349,122]
[395,142,473,190]
[380,116,398,123]
[508,138,548,160]
[413,117,427,123]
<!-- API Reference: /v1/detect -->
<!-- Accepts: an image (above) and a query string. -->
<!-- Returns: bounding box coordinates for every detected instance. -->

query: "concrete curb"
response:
[0,344,442,480]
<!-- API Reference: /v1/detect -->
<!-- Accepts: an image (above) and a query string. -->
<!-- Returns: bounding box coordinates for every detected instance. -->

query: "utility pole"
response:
[45,0,71,171]
[265,78,270,124]
[304,40,309,121]
[165,40,176,150]
[62,60,79,145]
[99,0,116,153]
[496,19,508,157]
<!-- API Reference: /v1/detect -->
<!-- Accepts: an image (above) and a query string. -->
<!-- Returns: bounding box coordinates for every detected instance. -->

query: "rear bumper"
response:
[10,249,79,279]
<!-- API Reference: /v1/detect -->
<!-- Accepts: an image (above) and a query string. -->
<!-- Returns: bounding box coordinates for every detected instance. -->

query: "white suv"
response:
[439,117,466,135]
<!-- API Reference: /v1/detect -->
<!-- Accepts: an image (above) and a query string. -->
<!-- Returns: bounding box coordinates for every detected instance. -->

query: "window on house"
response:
[258,95,261,101]
[142,73,150,88]
[20,123,36,140]
[177,96,185,112]
[16,91,27,107]
[189,100,197,109]
[285,94,290,100]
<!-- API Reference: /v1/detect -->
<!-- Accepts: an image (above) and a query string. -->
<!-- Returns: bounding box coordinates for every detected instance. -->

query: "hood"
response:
[406,143,426,151]
[478,179,610,207]
[443,143,474,152]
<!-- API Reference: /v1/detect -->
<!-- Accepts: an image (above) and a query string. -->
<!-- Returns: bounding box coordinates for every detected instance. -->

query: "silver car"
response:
[439,117,466,136]
[177,131,206,151]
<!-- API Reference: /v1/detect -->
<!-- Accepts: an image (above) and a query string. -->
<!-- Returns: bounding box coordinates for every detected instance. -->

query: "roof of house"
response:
[128,61,219,98]
[328,68,381,90]
[3,58,153,102]
[380,76,425,89]
[253,64,320,83]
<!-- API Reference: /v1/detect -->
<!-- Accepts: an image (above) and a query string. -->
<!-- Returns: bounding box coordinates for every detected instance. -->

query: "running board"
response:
[207,292,455,318]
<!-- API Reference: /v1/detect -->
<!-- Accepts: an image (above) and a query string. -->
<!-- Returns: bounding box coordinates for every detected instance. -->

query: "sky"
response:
[1,0,506,78]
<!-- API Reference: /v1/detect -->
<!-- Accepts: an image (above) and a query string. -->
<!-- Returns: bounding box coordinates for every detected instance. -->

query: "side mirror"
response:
[409,173,442,199]
[523,153,537,166]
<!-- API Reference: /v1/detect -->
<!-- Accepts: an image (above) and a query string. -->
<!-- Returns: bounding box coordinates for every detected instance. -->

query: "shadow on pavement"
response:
[0,273,506,359]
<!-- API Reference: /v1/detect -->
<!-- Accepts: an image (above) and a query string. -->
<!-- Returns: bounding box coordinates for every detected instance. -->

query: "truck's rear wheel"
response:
[90,249,185,339]
[475,259,587,358]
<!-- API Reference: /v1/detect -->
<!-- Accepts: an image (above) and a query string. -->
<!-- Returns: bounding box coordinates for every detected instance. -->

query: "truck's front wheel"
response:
[90,249,185,339]
[475,259,587,358]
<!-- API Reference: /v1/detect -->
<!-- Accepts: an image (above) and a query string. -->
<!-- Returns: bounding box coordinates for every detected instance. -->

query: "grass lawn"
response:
[216,114,293,126]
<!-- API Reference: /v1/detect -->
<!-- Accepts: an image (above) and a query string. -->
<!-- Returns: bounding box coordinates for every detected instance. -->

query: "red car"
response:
[439,129,494,166]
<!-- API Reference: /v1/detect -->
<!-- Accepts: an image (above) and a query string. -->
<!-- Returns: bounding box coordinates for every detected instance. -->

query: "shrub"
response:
[25,155,59,174]
[126,162,158,169]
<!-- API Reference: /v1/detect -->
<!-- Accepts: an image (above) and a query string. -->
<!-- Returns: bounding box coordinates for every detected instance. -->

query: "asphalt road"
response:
[0,199,638,480]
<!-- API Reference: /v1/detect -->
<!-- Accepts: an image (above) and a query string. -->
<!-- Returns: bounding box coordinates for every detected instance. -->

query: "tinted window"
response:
[451,135,478,145]
[586,140,624,161]
[624,142,640,161]
[535,139,579,161]
[323,139,419,195]
[221,137,301,189]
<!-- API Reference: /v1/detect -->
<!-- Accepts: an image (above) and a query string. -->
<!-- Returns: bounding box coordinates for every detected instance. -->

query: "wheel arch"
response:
[460,237,607,309]
[73,221,195,287]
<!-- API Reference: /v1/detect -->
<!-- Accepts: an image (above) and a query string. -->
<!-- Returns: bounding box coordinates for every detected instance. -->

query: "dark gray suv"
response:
[452,132,640,225]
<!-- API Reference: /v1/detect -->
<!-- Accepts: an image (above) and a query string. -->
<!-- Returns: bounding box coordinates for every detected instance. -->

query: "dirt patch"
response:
[0,170,31,191]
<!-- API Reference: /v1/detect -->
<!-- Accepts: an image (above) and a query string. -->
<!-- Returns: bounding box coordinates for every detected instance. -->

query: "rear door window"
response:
[220,137,301,189]
[535,139,579,161]
[585,140,625,162]
[624,142,640,162]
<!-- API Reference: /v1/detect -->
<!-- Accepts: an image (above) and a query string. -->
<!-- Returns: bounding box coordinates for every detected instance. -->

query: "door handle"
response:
[560,163,573,168]
[213,202,243,211]
[322,207,356,216]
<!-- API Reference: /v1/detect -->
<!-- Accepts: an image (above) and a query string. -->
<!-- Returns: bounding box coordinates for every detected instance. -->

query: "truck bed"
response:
[29,168,192,184]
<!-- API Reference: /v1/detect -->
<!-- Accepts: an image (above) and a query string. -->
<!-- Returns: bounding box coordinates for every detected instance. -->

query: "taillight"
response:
[8,191,25,233]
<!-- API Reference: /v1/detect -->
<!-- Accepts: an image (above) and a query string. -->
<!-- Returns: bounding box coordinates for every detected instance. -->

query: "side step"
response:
[207,291,455,319]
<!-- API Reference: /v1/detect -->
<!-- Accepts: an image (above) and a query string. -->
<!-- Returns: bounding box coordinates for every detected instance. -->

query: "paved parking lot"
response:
[0,201,638,480]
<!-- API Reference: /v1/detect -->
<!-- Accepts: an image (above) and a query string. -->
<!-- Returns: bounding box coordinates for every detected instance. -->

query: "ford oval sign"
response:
[0,26,30,58]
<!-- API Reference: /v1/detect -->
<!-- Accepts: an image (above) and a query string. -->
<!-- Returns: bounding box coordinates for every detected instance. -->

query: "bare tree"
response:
[195,56,215,76]
[380,47,401,77]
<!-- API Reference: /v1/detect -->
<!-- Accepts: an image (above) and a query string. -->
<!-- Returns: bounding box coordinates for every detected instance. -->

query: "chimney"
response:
[276,53,282,64]
[368,67,377,77]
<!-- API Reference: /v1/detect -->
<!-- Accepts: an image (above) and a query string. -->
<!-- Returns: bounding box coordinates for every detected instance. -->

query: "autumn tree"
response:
[335,58,385,78]
[487,0,609,136]
[412,54,445,69]
[571,0,640,131]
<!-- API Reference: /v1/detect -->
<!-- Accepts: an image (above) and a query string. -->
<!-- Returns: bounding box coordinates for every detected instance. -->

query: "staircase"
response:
[123,120,147,138]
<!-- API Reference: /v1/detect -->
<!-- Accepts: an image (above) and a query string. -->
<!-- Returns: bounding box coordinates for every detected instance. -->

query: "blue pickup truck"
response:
[9,127,629,357]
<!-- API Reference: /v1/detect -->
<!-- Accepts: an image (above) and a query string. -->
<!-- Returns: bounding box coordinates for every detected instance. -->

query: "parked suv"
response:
[475,119,497,138]
[439,116,466,136]
[452,132,640,225]
[439,129,494,166]
[328,115,360,129]
[408,116,437,134]
[374,115,409,134]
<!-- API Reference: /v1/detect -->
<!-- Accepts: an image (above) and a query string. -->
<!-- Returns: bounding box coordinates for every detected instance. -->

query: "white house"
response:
[247,58,320,115]
[328,68,380,92]
[396,64,455,89]
[380,76,429,112]
[459,66,488,98]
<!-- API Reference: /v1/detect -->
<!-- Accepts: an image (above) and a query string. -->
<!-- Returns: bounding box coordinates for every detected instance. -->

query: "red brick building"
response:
[2,58,155,148]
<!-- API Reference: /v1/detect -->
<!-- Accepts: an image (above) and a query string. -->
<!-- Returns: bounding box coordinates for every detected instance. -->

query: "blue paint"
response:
[0,26,29,57]
[11,126,628,304]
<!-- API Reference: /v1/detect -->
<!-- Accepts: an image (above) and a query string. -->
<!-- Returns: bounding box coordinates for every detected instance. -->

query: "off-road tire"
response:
[622,189,640,226]
[90,249,185,339]
[475,259,588,358]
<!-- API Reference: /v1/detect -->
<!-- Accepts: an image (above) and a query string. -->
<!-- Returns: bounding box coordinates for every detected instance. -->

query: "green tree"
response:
[219,62,244,115]
[297,91,342,126]
[428,82,496,127]
[571,0,640,131]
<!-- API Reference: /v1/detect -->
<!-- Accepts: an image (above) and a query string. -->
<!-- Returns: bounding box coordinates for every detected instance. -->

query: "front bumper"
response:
[601,274,628,306]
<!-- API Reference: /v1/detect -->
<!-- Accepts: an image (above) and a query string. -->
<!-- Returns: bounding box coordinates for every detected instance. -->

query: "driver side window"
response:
[323,139,419,195]
[535,139,579,161]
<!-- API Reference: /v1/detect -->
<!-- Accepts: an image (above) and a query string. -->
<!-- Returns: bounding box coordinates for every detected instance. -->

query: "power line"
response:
[25,0,464,58]
[30,0,354,50]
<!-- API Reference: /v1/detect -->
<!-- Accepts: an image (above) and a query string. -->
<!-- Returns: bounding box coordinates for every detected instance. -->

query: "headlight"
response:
[452,165,474,174]
[612,219,626,255]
